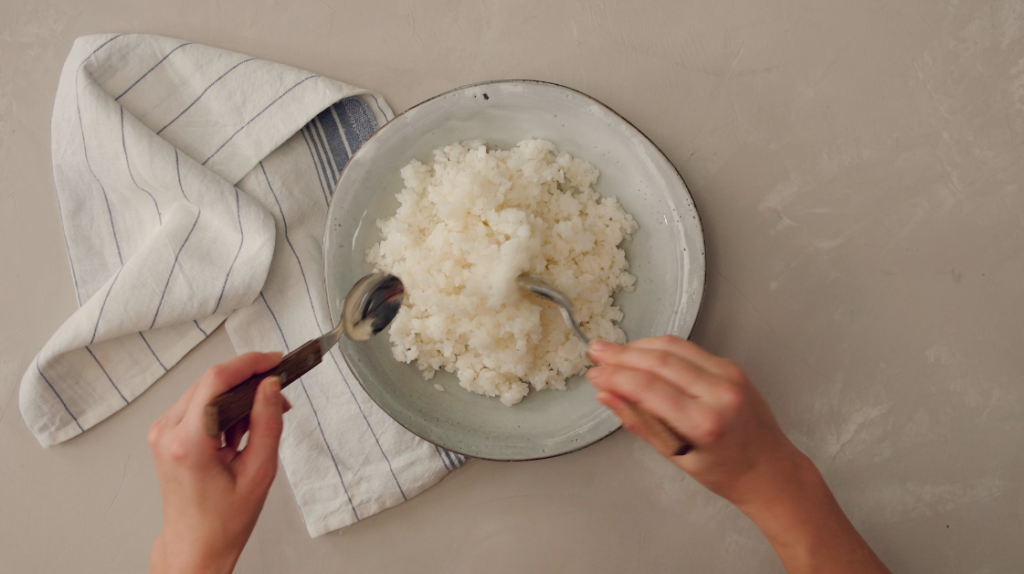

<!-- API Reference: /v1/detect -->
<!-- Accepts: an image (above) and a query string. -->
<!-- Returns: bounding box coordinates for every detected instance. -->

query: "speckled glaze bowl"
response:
[323,80,705,461]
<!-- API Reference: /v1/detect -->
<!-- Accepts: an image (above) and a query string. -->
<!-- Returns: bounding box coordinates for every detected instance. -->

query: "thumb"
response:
[234,376,283,491]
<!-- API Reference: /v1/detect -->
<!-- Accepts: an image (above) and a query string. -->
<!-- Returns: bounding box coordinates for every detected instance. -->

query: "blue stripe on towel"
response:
[202,75,318,165]
[309,120,339,184]
[157,58,255,135]
[299,128,331,205]
[213,187,244,315]
[305,123,336,187]
[151,209,201,329]
[139,332,167,371]
[121,107,162,223]
[443,449,459,469]
[91,266,123,344]
[367,93,389,122]
[52,157,82,306]
[76,36,127,268]
[115,41,193,101]
[86,346,128,404]
[317,113,348,178]
[436,446,452,471]
[260,162,408,501]
[36,359,84,432]
[335,98,377,153]
[260,292,360,522]
[307,98,473,472]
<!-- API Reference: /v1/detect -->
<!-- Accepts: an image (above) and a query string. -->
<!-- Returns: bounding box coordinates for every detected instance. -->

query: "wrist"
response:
[736,453,879,573]
[733,447,823,519]
[150,529,240,574]
[737,453,826,560]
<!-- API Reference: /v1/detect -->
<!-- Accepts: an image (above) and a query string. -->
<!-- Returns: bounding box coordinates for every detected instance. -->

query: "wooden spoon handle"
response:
[203,339,324,436]
[588,348,692,457]
[618,401,693,457]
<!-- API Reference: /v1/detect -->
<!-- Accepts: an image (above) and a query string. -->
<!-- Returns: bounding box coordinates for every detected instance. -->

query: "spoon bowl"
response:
[203,272,406,436]
[515,274,692,456]
[342,273,405,341]
[515,275,589,344]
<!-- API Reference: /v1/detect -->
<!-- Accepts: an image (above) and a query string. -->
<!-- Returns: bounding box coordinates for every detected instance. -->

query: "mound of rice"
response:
[367,139,638,406]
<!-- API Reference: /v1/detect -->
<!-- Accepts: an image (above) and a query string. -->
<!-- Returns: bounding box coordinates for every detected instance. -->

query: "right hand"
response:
[586,336,812,510]
[587,336,892,574]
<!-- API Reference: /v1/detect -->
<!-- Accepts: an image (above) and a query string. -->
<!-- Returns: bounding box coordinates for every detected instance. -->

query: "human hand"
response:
[587,336,891,574]
[586,336,806,509]
[148,352,290,574]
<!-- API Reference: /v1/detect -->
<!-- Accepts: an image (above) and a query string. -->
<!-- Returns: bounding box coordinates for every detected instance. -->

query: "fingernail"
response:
[596,390,624,410]
[263,376,282,401]
[267,351,284,362]
[590,340,615,353]
[586,366,608,384]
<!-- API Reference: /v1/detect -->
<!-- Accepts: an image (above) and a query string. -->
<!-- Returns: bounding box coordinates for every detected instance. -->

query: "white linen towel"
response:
[21,33,466,536]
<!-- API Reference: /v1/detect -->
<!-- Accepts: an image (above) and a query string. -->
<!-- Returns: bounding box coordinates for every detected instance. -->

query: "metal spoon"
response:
[204,272,403,436]
[341,272,406,341]
[516,274,692,457]
[515,275,590,344]
[206,272,691,457]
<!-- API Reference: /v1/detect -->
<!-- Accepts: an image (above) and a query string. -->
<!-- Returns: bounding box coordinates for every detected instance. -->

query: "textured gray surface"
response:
[1,1,1022,572]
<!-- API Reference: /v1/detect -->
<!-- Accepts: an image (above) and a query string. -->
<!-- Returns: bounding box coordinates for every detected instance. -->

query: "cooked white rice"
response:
[367,139,638,405]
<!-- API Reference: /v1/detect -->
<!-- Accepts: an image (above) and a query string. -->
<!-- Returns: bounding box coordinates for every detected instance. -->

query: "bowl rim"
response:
[321,78,707,461]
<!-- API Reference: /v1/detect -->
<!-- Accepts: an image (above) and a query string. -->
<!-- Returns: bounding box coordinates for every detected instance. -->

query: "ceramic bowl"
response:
[323,80,704,460]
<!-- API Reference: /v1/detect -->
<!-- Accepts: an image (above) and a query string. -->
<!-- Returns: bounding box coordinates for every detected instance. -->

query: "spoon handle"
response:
[588,348,692,457]
[203,339,324,436]
[617,401,692,457]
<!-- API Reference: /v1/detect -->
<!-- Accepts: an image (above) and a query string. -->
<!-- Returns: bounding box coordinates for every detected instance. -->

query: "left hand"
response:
[147,352,290,574]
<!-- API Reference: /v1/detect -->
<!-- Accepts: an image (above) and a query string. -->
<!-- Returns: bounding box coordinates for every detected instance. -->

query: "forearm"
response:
[585,339,889,573]
[738,455,890,574]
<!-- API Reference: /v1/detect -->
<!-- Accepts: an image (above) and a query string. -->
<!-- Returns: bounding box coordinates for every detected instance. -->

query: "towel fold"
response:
[22,34,465,537]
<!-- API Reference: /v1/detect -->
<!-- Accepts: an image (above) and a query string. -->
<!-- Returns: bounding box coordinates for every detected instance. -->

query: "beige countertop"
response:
[2,0,1022,572]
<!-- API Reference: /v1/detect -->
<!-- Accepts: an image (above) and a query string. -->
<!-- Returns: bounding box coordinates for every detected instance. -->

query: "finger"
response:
[597,391,692,458]
[587,365,716,444]
[219,393,284,451]
[597,391,689,458]
[626,336,737,379]
[182,351,283,433]
[589,341,717,397]
[233,377,283,492]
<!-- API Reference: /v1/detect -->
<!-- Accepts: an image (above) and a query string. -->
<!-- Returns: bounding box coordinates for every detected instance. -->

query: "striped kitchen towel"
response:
[21,33,466,536]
